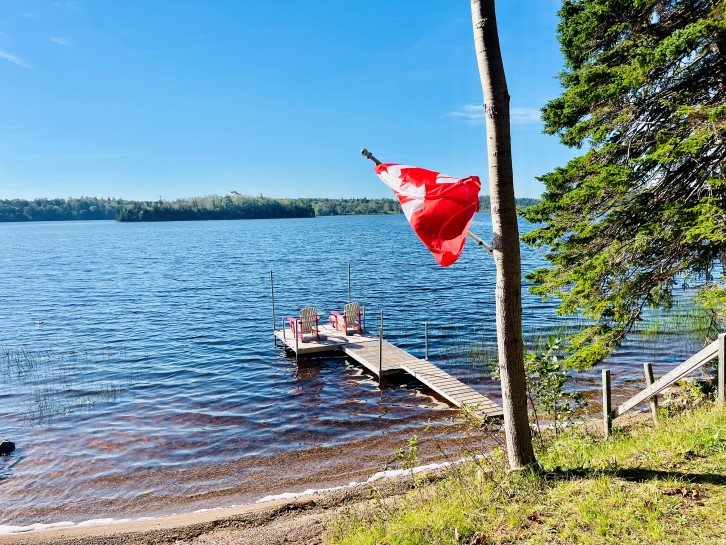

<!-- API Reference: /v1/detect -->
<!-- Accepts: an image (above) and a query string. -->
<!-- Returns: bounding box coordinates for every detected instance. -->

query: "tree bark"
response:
[470,0,536,469]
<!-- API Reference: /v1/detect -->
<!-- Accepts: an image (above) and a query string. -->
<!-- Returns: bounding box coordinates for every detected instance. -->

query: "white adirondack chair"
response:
[288,307,320,342]
[329,302,363,335]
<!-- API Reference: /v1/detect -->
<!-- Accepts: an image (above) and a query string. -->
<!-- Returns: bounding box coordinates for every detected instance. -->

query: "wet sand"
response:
[1,468,449,545]
[1,495,330,545]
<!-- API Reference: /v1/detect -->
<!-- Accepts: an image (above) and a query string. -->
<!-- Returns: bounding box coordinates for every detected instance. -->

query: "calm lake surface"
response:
[0,214,707,526]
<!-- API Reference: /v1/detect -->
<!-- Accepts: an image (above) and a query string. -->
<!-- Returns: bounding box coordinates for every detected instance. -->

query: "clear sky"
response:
[0,0,575,201]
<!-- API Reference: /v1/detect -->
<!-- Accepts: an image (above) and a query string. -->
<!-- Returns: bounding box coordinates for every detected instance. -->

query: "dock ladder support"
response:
[378,310,383,384]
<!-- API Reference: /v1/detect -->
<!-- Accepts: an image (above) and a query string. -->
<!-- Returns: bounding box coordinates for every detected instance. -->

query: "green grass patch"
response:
[326,404,726,544]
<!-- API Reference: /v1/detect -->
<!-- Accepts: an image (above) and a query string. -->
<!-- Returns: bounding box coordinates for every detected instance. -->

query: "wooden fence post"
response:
[643,362,658,422]
[602,369,612,437]
[719,333,725,407]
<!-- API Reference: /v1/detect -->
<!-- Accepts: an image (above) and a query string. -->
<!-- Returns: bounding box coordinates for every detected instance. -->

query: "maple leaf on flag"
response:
[374,163,481,266]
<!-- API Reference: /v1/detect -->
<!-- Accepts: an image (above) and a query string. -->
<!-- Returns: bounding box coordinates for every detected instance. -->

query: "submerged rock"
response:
[0,440,15,455]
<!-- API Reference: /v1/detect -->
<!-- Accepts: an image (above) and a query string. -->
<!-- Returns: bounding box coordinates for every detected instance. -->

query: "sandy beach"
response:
[2,495,329,545]
[0,470,445,545]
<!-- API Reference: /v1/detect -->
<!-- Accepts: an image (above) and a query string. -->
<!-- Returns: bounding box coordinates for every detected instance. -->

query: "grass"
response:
[326,403,726,545]
[636,297,720,347]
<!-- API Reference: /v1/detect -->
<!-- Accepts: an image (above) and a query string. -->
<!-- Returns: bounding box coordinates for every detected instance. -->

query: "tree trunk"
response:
[470,0,536,469]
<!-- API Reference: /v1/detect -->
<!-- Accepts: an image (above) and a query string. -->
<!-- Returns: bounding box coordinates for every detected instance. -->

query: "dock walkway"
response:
[274,324,502,418]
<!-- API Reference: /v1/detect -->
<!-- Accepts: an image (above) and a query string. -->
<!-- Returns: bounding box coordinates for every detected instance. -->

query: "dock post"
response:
[718,333,725,406]
[348,262,351,304]
[282,318,287,341]
[643,362,658,422]
[378,310,383,384]
[270,270,276,346]
[602,369,612,437]
[294,319,299,364]
[424,322,429,360]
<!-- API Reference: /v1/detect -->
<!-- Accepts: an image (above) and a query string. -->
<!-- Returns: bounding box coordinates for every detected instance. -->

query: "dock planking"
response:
[274,323,502,418]
[402,360,502,415]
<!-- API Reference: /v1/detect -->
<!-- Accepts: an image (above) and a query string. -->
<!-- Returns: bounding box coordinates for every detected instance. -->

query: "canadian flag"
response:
[375,163,481,266]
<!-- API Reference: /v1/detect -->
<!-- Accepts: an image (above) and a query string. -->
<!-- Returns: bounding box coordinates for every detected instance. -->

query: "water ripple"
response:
[0,215,707,525]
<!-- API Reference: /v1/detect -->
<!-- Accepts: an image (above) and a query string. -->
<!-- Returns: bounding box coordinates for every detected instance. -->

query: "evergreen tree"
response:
[523,0,726,368]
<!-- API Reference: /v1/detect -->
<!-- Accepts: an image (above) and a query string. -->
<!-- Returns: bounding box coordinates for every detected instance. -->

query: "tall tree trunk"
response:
[470,0,536,469]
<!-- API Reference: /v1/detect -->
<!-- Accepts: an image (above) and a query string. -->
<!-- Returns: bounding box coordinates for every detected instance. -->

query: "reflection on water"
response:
[0,215,713,527]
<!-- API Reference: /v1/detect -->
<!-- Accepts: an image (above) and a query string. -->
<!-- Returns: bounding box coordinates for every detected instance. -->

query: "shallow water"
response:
[0,214,708,526]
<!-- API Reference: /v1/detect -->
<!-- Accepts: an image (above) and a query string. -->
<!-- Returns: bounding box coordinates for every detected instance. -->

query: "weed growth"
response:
[395,435,420,470]
[1,346,145,425]
[328,403,726,545]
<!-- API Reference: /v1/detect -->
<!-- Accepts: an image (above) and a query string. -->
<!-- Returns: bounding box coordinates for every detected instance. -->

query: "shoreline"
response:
[0,380,662,539]
[0,463,454,545]
[0,411,658,545]
[0,492,329,545]
[0,417,490,538]
[0,416,493,529]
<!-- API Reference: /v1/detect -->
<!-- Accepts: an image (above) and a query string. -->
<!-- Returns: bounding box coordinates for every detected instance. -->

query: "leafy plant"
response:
[490,337,584,441]
[524,337,583,439]
[396,434,420,470]
[661,379,710,416]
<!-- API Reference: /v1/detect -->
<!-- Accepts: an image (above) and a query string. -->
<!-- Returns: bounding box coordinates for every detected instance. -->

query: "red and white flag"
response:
[374,163,481,266]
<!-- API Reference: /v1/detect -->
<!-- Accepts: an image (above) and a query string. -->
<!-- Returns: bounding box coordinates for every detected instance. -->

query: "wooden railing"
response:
[602,333,725,436]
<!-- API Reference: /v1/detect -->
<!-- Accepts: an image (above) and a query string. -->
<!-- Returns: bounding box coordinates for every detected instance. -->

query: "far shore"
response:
[0,195,539,223]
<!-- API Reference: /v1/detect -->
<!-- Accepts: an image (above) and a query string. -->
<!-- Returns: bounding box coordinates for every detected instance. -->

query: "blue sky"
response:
[0,1,575,201]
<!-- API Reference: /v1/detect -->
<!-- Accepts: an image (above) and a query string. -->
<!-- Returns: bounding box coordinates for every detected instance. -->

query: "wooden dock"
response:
[274,324,503,418]
[400,359,502,416]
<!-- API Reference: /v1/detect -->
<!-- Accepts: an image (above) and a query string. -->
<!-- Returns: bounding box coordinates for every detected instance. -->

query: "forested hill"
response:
[116,196,316,222]
[0,195,539,222]
[0,197,127,222]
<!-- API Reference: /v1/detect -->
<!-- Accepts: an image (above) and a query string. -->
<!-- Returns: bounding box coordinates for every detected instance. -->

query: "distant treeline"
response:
[116,195,315,222]
[0,197,127,222]
[0,195,539,222]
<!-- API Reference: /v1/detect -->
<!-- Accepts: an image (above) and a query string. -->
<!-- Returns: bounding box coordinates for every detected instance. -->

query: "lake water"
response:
[0,214,707,527]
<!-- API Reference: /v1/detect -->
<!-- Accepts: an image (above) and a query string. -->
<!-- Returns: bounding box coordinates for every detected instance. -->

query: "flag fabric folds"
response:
[374,163,481,266]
